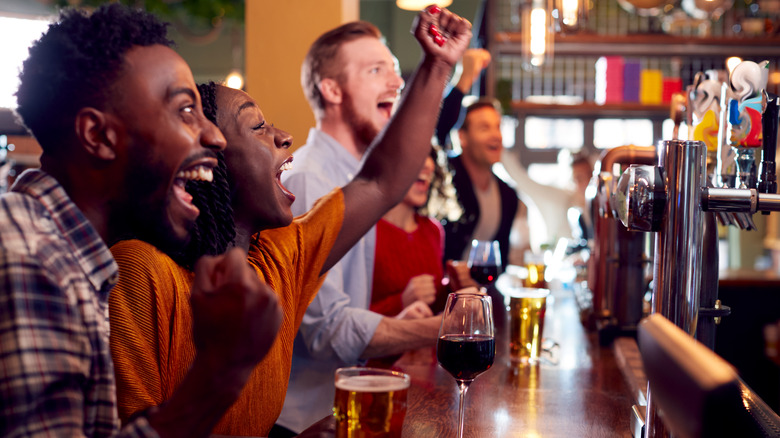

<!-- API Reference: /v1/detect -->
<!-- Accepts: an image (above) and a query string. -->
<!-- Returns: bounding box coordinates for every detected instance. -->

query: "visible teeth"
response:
[280,161,293,172]
[176,165,214,182]
[198,167,213,182]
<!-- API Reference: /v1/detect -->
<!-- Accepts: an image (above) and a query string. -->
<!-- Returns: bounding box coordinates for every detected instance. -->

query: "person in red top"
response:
[371,148,473,319]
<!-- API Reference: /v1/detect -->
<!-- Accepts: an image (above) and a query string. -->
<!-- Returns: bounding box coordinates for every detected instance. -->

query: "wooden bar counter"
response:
[299,280,634,437]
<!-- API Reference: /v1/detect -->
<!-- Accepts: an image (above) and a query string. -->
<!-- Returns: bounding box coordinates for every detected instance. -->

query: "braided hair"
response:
[170,82,236,270]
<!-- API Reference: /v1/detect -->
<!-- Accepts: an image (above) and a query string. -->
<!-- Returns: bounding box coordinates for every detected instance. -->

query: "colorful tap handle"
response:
[717,83,736,188]
[759,93,779,199]
[728,99,741,126]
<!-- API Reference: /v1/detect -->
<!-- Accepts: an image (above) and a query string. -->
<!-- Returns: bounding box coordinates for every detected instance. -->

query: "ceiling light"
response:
[396,0,453,11]
[226,70,244,90]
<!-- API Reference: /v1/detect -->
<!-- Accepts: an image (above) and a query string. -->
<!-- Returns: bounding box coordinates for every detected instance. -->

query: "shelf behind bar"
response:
[494,32,780,58]
[510,101,672,119]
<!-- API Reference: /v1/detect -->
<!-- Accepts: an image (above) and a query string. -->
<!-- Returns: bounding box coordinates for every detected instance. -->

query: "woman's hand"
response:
[411,5,472,68]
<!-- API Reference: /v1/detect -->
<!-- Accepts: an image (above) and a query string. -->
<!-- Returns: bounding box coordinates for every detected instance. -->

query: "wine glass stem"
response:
[457,380,471,438]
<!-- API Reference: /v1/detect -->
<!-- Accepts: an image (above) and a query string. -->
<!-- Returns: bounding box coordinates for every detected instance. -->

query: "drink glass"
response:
[507,287,550,364]
[437,292,495,438]
[523,251,546,289]
[468,240,502,289]
[333,367,410,438]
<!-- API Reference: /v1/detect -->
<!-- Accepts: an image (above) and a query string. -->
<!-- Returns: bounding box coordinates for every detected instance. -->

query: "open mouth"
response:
[417,173,433,184]
[172,160,216,219]
[413,176,432,192]
[276,156,295,202]
[378,98,396,119]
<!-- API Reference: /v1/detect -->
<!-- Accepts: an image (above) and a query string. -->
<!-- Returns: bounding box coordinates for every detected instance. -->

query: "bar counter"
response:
[299,280,634,437]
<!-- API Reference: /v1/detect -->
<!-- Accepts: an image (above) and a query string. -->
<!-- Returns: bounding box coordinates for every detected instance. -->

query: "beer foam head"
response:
[335,375,409,392]
[506,287,550,299]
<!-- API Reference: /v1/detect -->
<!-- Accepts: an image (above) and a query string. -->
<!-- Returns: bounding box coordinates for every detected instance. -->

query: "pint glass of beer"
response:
[508,287,550,364]
[523,251,547,288]
[333,367,410,437]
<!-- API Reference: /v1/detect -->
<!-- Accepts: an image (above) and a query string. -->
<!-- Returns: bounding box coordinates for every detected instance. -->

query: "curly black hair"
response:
[170,82,236,270]
[423,144,463,222]
[15,3,172,154]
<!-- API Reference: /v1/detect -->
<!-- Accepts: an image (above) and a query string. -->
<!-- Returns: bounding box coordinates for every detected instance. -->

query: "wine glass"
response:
[437,292,495,438]
[467,240,502,290]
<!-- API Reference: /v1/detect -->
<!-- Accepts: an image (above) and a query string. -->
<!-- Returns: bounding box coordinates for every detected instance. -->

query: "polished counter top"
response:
[299,281,634,437]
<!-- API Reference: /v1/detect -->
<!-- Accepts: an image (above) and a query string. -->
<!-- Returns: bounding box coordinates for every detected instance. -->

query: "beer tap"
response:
[758,93,779,206]
[615,138,780,438]
[727,61,768,190]
[586,146,655,342]
[690,71,735,229]
[717,82,738,192]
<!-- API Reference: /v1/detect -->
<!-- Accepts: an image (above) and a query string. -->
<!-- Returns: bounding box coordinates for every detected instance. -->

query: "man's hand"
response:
[445,260,478,292]
[401,274,437,307]
[396,300,434,320]
[190,248,282,370]
[411,5,472,68]
[456,48,491,93]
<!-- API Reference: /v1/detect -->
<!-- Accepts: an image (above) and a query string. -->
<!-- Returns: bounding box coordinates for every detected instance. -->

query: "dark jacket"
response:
[442,154,518,271]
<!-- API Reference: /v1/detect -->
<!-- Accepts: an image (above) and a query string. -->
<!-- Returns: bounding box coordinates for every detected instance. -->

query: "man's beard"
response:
[115,151,193,255]
[342,92,381,150]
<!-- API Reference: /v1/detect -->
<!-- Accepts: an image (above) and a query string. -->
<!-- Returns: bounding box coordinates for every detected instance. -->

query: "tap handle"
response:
[759,93,778,200]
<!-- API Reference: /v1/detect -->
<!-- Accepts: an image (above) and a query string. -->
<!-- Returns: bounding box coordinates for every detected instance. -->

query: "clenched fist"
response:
[190,248,282,369]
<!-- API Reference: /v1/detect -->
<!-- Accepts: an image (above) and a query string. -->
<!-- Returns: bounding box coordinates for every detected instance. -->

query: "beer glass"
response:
[437,292,495,438]
[523,251,547,288]
[333,367,410,438]
[508,287,550,364]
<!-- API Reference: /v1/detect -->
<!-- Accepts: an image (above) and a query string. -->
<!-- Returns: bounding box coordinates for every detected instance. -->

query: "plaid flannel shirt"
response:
[0,169,157,438]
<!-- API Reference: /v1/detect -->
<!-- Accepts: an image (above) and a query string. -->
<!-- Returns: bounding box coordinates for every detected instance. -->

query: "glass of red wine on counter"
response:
[437,292,495,438]
[467,239,501,290]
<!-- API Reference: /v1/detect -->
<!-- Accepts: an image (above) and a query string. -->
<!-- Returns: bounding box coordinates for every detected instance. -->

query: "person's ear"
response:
[74,107,117,161]
[319,78,342,105]
[457,129,467,149]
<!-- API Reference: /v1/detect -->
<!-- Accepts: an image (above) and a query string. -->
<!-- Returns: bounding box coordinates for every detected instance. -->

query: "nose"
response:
[201,118,226,151]
[389,70,404,92]
[274,127,293,150]
[491,125,503,142]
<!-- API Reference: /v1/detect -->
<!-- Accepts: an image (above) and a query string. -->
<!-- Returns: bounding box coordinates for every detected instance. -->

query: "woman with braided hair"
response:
[109,82,340,435]
[108,6,472,436]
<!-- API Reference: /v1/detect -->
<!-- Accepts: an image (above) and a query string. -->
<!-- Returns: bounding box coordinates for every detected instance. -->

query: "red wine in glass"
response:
[467,240,501,288]
[469,265,500,286]
[437,334,495,381]
[437,292,495,438]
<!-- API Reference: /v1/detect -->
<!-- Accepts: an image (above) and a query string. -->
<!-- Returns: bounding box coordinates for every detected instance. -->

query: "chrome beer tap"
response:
[586,145,656,342]
[615,136,780,438]
[758,93,779,203]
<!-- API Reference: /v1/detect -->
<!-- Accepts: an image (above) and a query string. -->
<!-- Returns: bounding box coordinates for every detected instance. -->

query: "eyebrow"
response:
[362,59,389,68]
[236,100,258,118]
[167,87,197,102]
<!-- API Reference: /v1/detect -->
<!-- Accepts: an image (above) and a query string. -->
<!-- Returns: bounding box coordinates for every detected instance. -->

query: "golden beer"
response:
[333,368,410,438]
[523,263,546,288]
[508,288,549,363]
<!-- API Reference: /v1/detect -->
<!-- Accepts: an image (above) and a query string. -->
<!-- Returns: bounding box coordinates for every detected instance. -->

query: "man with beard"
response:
[275,19,469,435]
[0,4,281,437]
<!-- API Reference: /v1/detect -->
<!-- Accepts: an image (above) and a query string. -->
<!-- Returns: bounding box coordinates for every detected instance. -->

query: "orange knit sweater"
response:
[109,189,344,436]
